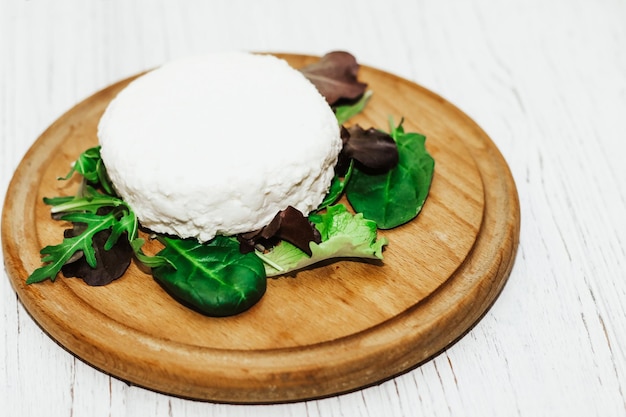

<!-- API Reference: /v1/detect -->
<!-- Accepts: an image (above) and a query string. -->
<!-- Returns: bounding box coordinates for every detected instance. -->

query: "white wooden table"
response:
[1,0,625,416]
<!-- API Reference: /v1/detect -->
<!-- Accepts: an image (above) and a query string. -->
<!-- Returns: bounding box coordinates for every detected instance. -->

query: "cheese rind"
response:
[98,53,341,242]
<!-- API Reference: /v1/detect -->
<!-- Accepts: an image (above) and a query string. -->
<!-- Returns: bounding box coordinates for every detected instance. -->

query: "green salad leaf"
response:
[334,90,373,125]
[59,146,114,195]
[317,160,354,210]
[27,147,169,285]
[152,236,267,317]
[60,223,134,286]
[27,210,119,284]
[257,204,388,276]
[346,119,434,229]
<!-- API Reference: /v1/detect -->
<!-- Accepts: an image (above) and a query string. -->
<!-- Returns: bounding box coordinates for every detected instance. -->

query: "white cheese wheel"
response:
[98,52,341,242]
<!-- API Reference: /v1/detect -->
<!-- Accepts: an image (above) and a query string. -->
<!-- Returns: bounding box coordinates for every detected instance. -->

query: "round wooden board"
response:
[1,54,520,403]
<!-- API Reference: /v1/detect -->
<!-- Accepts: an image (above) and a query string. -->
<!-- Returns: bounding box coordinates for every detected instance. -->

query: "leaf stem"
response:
[254,250,285,272]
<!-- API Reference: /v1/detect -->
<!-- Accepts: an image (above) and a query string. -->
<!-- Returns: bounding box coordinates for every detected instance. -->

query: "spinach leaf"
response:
[152,236,267,317]
[346,119,434,229]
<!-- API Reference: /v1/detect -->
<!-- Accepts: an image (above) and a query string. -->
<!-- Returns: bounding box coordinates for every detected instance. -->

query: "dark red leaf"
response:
[300,51,368,106]
[238,206,321,256]
[342,124,399,173]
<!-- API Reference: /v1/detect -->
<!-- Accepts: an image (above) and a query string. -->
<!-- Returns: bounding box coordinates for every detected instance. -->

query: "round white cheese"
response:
[98,52,341,242]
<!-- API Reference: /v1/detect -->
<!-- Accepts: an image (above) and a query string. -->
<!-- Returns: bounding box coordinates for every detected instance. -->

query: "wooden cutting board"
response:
[1,54,520,403]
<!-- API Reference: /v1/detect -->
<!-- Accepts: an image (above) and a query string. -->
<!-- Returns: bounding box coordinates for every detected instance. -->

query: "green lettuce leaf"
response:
[334,90,373,125]
[257,204,388,276]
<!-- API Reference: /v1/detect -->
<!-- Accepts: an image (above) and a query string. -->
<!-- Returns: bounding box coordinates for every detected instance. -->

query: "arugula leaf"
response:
[59,146,115,195]
[61,225,134,286]
[58,146,100,182]
[108,208,139,250]
[317,160,354,210]
[346,118,435,229]
[45,192,125,215]
[152,236,267,317]
[27,211,118,284]
[28,148,167,285]
[130,238,170,268]
[258,204,388,276]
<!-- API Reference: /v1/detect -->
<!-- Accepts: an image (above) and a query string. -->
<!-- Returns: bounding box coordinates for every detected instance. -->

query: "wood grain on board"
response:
[1,54,520,403]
